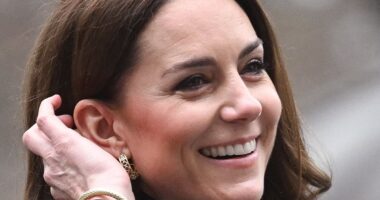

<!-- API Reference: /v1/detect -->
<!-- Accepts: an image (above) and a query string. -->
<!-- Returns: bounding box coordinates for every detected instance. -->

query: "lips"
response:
[199,139,257,159]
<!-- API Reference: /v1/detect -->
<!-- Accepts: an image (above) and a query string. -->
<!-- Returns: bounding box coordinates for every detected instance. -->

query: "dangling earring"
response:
[118,153,139,180]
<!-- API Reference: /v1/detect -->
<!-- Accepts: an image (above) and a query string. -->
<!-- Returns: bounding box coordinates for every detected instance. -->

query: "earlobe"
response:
[73,99,127,158]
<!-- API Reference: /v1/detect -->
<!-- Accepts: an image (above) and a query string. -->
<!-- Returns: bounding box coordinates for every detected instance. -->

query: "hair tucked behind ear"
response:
[23,1,168,199]
[236,1,331,199]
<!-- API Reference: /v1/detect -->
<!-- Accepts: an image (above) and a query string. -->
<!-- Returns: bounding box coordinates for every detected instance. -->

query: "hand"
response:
[22,95,135,200]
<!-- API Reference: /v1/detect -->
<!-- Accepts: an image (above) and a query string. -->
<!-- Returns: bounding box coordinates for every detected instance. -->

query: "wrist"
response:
[79,188,132,200]
[85,174,134,200]
[88,195,118,200]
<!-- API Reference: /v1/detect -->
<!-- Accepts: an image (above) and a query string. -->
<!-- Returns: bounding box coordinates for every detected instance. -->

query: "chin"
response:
[231,182,264,200]
[206,179,264,200]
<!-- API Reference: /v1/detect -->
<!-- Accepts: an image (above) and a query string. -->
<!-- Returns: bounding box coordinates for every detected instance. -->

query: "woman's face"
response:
[114,0,282,199]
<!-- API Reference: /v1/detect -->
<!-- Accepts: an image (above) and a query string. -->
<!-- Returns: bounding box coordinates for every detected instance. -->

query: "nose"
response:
[219,77,262,123]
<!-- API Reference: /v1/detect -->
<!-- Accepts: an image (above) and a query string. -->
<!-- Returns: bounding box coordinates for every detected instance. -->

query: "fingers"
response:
[50,186,72,200]
[36,95,74,140]
[38,94,62,116]
[22,124,53,157]
[58,114,74,128]
[23,95,75,157]
[24,95,94,200]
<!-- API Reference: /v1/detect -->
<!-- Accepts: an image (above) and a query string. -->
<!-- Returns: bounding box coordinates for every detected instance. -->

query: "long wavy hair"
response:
[23,0,331,199]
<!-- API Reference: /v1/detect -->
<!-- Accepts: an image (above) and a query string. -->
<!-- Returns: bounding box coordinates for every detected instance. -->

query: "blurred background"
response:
[1,0,379,199]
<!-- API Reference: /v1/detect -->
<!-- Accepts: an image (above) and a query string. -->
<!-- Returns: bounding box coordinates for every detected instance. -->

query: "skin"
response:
[23,0,282,199]
[22,96,134,200]
[111,0,282,199]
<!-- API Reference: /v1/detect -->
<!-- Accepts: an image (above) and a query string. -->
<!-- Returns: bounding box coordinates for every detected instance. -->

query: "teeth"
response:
[251,140,256,151]
[217,146,226,157]
[243,141,251,152]
[200,139,257,158]
[234,144,245,155]
[203,148,211,156]
[226,145,234,156]
[211,147,218,157]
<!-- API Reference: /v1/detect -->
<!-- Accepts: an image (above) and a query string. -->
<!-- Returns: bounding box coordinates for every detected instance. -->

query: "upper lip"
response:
[199,135,258,150]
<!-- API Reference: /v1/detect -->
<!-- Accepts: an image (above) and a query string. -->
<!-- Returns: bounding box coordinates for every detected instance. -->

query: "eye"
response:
[240,59,268,76]
[174,74,210,91]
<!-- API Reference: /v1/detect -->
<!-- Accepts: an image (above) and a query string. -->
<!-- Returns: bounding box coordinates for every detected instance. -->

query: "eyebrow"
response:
[162,38,263,77]
[238,38,263,61]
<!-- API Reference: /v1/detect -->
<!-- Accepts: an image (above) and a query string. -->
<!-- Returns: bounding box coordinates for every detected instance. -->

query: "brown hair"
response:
[236,1,331,199]
[23,0,331,199]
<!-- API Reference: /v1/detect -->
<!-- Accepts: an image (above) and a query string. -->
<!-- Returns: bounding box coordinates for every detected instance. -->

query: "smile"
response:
[199,139,257,159]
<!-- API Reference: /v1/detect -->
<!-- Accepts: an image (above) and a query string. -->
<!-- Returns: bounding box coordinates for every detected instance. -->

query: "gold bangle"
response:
[78,189,127,200]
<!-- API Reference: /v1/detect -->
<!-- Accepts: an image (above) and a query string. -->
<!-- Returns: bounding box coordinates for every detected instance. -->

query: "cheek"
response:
[126,101,199,146]
[255,82,282,124]
[262,89,282,124]
[121,99,186,185]
[257,86,282,148]
[121,96,209,165]
[124,90,215,139]
[121,97,212,195]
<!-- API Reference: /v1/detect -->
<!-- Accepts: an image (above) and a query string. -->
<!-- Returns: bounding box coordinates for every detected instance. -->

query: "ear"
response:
[73,99,129,158]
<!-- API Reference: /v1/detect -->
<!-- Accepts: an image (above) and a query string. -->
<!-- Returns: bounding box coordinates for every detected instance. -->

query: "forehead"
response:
[137,0,258,62]
[152,0,252,32]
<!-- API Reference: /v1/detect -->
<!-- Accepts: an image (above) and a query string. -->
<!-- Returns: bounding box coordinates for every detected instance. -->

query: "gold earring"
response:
[118,153,139,180]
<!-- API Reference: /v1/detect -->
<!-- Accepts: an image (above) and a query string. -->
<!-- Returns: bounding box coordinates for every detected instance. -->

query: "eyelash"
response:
[174,74,210,91]
[240,59,268,76]
[174,59,268,91]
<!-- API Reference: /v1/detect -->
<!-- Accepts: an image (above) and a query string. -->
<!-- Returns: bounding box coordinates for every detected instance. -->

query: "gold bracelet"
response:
[78,189,127,200]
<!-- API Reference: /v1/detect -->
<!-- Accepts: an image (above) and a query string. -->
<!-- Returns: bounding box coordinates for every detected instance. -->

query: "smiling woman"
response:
[22,0,331,200]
